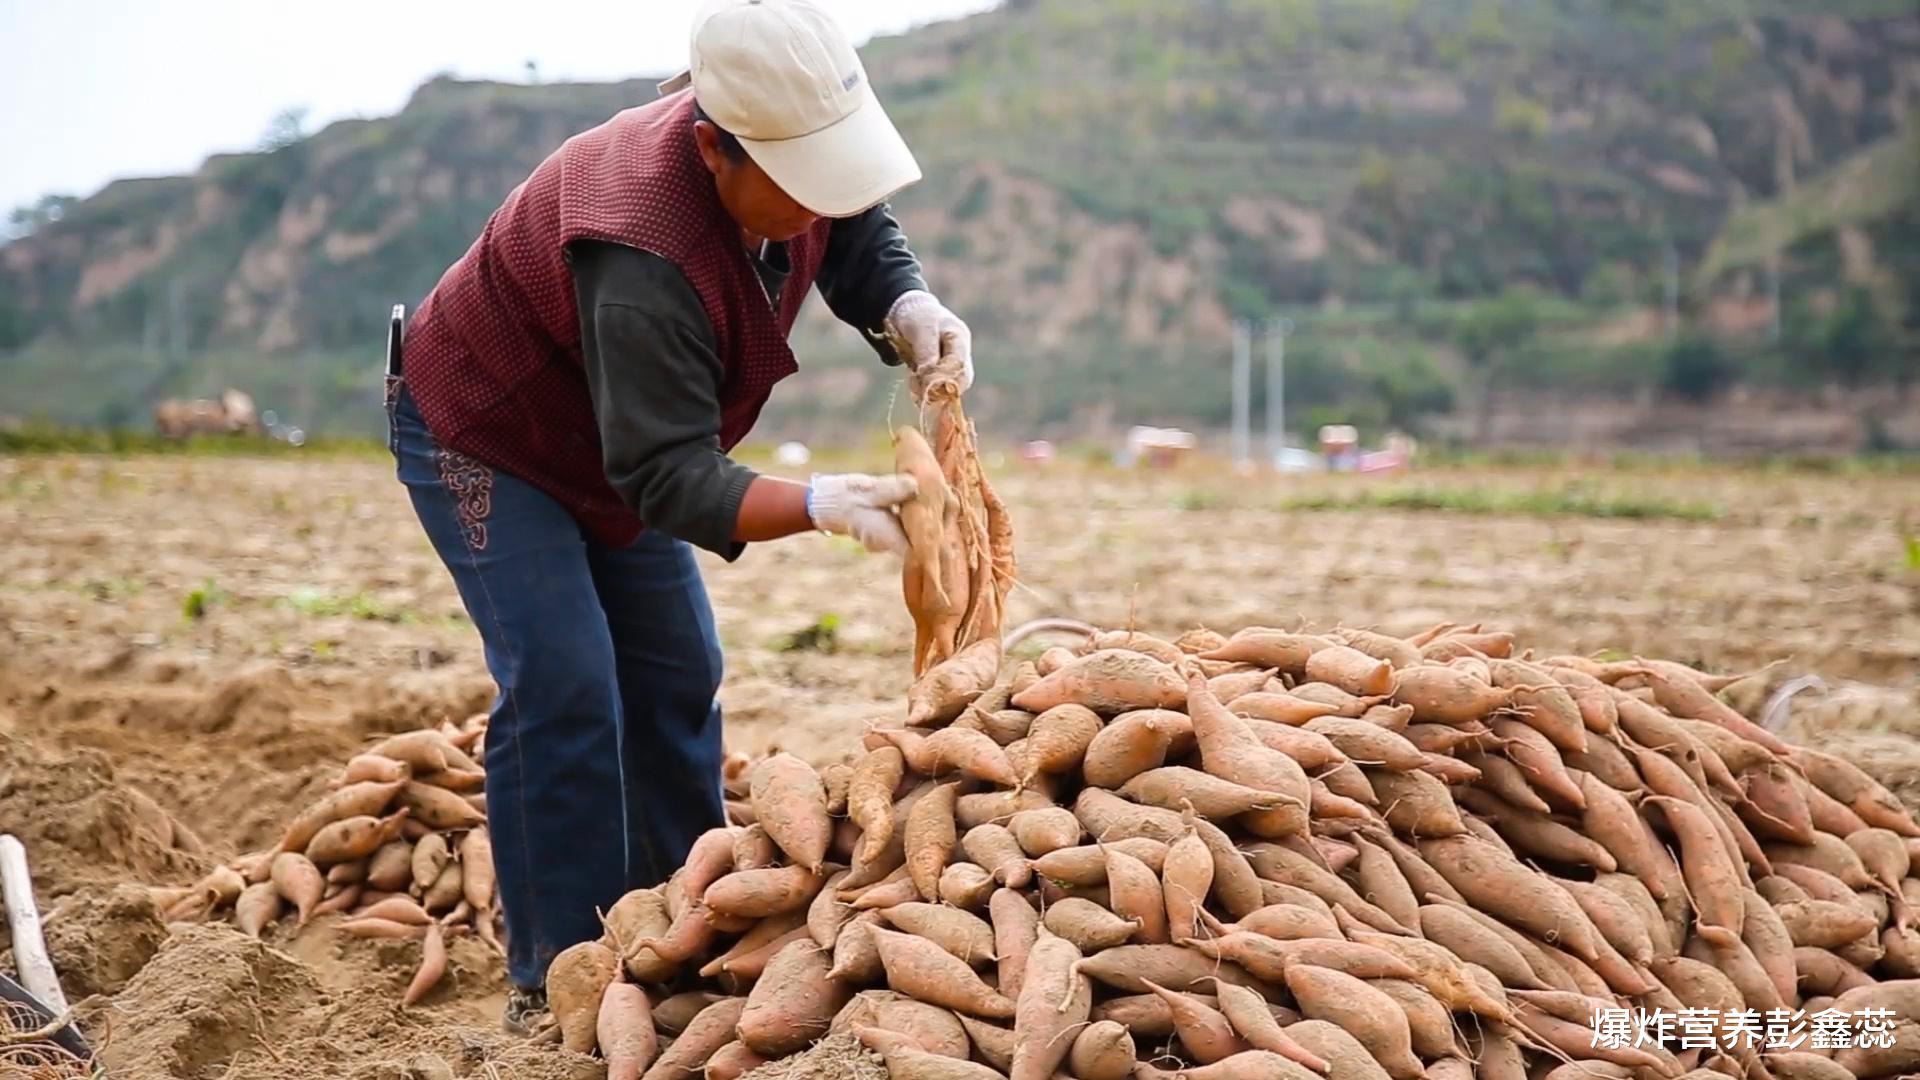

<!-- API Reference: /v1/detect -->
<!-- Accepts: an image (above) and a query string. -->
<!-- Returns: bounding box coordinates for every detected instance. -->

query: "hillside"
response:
[2,0,1917,443]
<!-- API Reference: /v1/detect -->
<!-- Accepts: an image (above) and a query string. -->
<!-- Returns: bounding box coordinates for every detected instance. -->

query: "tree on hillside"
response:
[5,194,78,241]
[1452,284,1544,441]
[259,106,310,152]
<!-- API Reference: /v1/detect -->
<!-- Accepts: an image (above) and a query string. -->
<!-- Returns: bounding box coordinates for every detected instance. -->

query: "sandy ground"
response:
[0,452,1916,1077]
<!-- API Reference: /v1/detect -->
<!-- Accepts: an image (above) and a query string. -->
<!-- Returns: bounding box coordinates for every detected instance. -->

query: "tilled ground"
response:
[0,452,1915,1077]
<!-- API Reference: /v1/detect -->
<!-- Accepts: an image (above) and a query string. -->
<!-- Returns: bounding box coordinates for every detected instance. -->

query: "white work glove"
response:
[884,290,974,400]
[806,473,919,555]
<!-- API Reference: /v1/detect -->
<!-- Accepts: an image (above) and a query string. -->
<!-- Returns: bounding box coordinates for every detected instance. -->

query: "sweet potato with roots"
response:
[1007,807,1083,856]
[909,638,1003,726]
[1389,665,1509,724]
[1304,643,1394,697]
[869,925,1015,1018]
[1081,708,1184,788]
[1011,648,1183,714]
[737,939,850,1055]
[1284,965,1423,1080]
[547,940,620,1054]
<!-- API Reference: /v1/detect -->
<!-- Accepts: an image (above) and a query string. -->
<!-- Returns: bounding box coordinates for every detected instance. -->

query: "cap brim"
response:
[736,84,922,218]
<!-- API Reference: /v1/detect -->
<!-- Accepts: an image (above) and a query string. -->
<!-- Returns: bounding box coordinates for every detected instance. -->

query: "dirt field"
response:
[1,451,1917,1077]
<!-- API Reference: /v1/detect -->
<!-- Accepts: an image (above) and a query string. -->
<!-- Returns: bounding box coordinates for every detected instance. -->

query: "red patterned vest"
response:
[402,90,831,546]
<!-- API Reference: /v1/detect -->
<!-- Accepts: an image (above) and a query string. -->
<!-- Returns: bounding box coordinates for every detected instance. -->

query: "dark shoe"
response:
[503,984,549,1036]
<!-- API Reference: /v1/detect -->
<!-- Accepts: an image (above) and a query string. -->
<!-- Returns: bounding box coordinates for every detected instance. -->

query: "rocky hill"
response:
[2,0,1916,441]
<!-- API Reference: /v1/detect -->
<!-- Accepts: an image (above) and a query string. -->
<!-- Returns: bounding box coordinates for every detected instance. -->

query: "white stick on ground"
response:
[0,835,68,1014]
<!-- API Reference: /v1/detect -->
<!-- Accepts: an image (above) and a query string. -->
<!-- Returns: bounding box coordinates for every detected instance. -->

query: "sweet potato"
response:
[742,754,829,873]
[847,747,906,868]
[1031,837,1167,887]
[1006,929,1092,1080]
[1210,666,1279,706]
[1566,737,1642,794]
[1680,933,1787,1013]
[1579,772,1673,899]
[939,862,997,909]
[1557,879,1655,965]
[1072,944,1257,994]
[400,920,448,1009]
[547,940,619,1054]
[1012,648,1182,714]
[1159,827,1215,944]
[1764,832,1875,891]
[306,809,411,867]
[958,823,1031,889]
[1068,1020,1136,1080]
[1006,807,1083,857]
[832,990,971,1058]
[1501,681,1589,756]
[1232,691,1342,726]
[1192,932,1416,984]
[641,996,745,1080]
[1370,978,1454,1060]
[394,781,483,831]
[1416,903,1543,989]
[823,911,884,984]
[1020,703,1103,781]
[1366,768,1466,837]
[954,788,1055,830]
[1286,682,1385,718]
[1301,717,1424,771]
[699,909,809,981]
[1455,787,1617,870]
[1389,665,1508,724]
[337,915,424,939]
[736,939,849,1055]
[1847,826,1910,895]
[1186,672,1310,836]
[1081,709,1183,788]
[1103,842,1169,944]
[1119,766,1287,818]
[1201,902,1340,943]
[699,1042,767,1080]
[233,881,281,937]
[909,638,1003,726]
[1304,643,1394,697]
[1331,627,1423,669]
[1142,978,1248,1064]
[866,1040,1004,1080]
[905,782,961,901]
[882,901,996,967]
[279,778,407,856]
[1417,835,1602,960]
[1092,629,1186,663]
[1074,787,1185,844]
[1245,842,1411,935]
[1646,795,1747,948]
[361,840,412,894]
[1776,899,1878,950]
[269,851,324,927]
[1202,631,1327,675]
[703,864,822,920]
[1284,1020,1392,1080]
[1036,896,1134,952]
[1284,965,1423,1080]
[869,925,1015,1018]
[338,753,411,785]
[922,727,1020,787]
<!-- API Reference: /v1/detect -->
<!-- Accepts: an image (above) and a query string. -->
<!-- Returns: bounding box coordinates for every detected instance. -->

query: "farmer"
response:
[385,0,972,1031]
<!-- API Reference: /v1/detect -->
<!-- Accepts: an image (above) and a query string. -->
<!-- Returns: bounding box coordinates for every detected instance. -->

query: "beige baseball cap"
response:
[659,0,922,218]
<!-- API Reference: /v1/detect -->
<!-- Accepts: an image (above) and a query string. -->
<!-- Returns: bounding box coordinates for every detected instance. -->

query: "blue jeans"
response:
[387,380,726,988]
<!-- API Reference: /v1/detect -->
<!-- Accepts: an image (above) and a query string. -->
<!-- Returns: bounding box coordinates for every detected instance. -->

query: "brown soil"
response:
[0,452,1914,1076]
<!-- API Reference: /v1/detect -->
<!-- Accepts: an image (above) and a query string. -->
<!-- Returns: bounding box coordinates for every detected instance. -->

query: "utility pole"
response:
[1265,317,1294,464]
[1766,255,1782,344]
[1231,319,1251,470]
[1663,242,1679,341]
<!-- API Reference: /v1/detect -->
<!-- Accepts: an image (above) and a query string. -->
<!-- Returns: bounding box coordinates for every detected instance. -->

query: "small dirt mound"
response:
[41,884,169,998]
[92,923,326,1078]
[0,734,206,900]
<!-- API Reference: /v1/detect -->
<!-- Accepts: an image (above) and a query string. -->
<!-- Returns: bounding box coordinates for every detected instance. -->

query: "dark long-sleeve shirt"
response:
[567,203,926,560]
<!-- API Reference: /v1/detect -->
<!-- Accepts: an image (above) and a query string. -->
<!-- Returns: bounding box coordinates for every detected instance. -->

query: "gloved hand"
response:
[806,472,919,555]
[884,289,974,400]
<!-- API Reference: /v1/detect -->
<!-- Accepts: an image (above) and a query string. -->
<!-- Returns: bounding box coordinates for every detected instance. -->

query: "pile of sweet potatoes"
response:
[147,714,496,1007]
[539,622,1920,1080]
